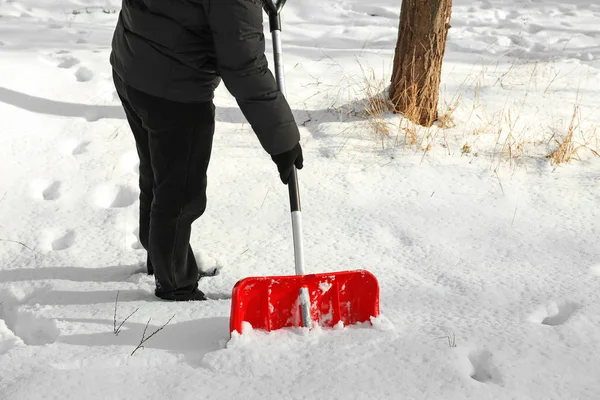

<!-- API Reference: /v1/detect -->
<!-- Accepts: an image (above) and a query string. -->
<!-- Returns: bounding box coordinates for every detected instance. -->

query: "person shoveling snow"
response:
[110,0,304,302]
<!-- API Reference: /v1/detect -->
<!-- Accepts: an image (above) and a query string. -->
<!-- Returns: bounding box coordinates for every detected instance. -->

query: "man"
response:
[110,0,303,301]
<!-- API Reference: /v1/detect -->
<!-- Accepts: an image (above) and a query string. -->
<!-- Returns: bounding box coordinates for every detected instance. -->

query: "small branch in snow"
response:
[0,239,35,253]
[436,332,457,348]
[301,118,312,126]
[113,291,139,336]
[259,188,270,210]
[131,315,175,356]
[69,7,117,15]
[493,170,505,195]
[108,126,121,141]
[543,70,561,95]
[510,207,518,228]
[562,34,574,51]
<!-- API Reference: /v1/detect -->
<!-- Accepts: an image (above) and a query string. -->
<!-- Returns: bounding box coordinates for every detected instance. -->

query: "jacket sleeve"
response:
[206,0,300,155]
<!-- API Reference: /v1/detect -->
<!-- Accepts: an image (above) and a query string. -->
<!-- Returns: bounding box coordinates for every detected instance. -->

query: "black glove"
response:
[271,143,303,184]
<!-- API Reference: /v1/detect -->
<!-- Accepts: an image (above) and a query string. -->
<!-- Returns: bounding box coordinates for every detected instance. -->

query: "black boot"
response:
[155,279,207,301]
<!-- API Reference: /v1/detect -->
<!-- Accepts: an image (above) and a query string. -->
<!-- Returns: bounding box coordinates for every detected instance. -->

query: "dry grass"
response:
[329,57,465,151]
[497,106,527,170]
[316,56,598,166]
[354,63,395,148]
[390,78,428,126]
[395,86,426,148]
[547,105,599,165]
[548,105,580,165]
[438,93,462,129]
[461,142,471,155]
[472,114,497,136]
[402,121,418,147]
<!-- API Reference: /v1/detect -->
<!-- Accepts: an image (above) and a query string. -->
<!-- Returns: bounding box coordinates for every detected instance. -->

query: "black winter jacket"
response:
[110,0,300,155]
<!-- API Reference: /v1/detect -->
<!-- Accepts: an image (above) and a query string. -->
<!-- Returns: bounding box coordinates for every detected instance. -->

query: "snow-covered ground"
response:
[1,0,599,399]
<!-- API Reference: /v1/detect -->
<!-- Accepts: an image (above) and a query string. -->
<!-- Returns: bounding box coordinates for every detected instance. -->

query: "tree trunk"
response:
[389,0,452,127]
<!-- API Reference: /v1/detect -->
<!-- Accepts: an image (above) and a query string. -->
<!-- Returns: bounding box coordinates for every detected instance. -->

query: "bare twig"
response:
[259,188,270,210]
[494,170,505,195]
[69,7,117,15]
[562,34,574,51]
[0,239,35,252]
[511,207,518,228]
[437,332,457,348]
[543,70,561,94]
[113,291,139,336]
[131,315,175,356]
[108,126,121,141]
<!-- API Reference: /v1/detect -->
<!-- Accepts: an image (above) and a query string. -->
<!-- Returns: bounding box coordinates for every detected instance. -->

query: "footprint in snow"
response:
[0,296,60,346]
[42,181,61,201]
[480,1,492,10]
[30,179,61,201]
[507,10,520,20]
[76,31,89,44]
[51,230,76,251]
[527,24,544,34]
[93,184,138,209]
[468,350,502,384]
[75,66,94,82]
[72,141,90,155]
[529,300,579,326]
[57,56,80,69]
[59,139,90,156]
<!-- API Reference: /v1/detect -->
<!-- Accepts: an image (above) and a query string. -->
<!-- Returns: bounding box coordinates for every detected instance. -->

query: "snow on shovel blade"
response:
[229,270,380,334]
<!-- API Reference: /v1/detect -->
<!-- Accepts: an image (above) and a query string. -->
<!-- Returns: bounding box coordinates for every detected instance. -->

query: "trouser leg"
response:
[146,105,214,298]
[113,71,215,298]
[113,73,154,275]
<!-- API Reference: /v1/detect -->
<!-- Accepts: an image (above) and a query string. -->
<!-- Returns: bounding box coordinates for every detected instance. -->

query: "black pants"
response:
[113,71,215,299]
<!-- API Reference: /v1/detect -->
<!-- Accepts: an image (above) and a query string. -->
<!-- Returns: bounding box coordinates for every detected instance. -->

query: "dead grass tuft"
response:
[438,94,463,129]
[547,105,599,165]
[359,66,394,145]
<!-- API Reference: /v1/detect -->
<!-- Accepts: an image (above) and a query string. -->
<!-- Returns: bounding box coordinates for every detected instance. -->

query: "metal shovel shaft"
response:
[272,30,287,98]
[270,14,312,329]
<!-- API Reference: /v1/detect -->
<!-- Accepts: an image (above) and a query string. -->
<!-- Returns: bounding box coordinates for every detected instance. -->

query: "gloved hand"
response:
[271,143,303,184]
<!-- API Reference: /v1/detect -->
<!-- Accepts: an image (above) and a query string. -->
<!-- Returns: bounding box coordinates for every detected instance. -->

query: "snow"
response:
[319,281,332,293]
[0,0,599,399]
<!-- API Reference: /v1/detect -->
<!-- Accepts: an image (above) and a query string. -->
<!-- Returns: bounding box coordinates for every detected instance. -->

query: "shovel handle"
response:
[263,0,287,16]
[267,6,312,329]
[270,24,304,275]
[264,0,286,32]
[271,29,299,213]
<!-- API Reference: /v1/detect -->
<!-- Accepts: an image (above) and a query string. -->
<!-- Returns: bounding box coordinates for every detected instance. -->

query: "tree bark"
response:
[389,0,452,127]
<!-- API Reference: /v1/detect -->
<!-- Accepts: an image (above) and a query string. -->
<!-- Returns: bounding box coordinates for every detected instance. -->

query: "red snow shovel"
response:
[229,0,380,335]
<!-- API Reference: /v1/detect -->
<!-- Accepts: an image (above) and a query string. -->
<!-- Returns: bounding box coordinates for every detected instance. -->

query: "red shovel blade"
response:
[229,270,380,334]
